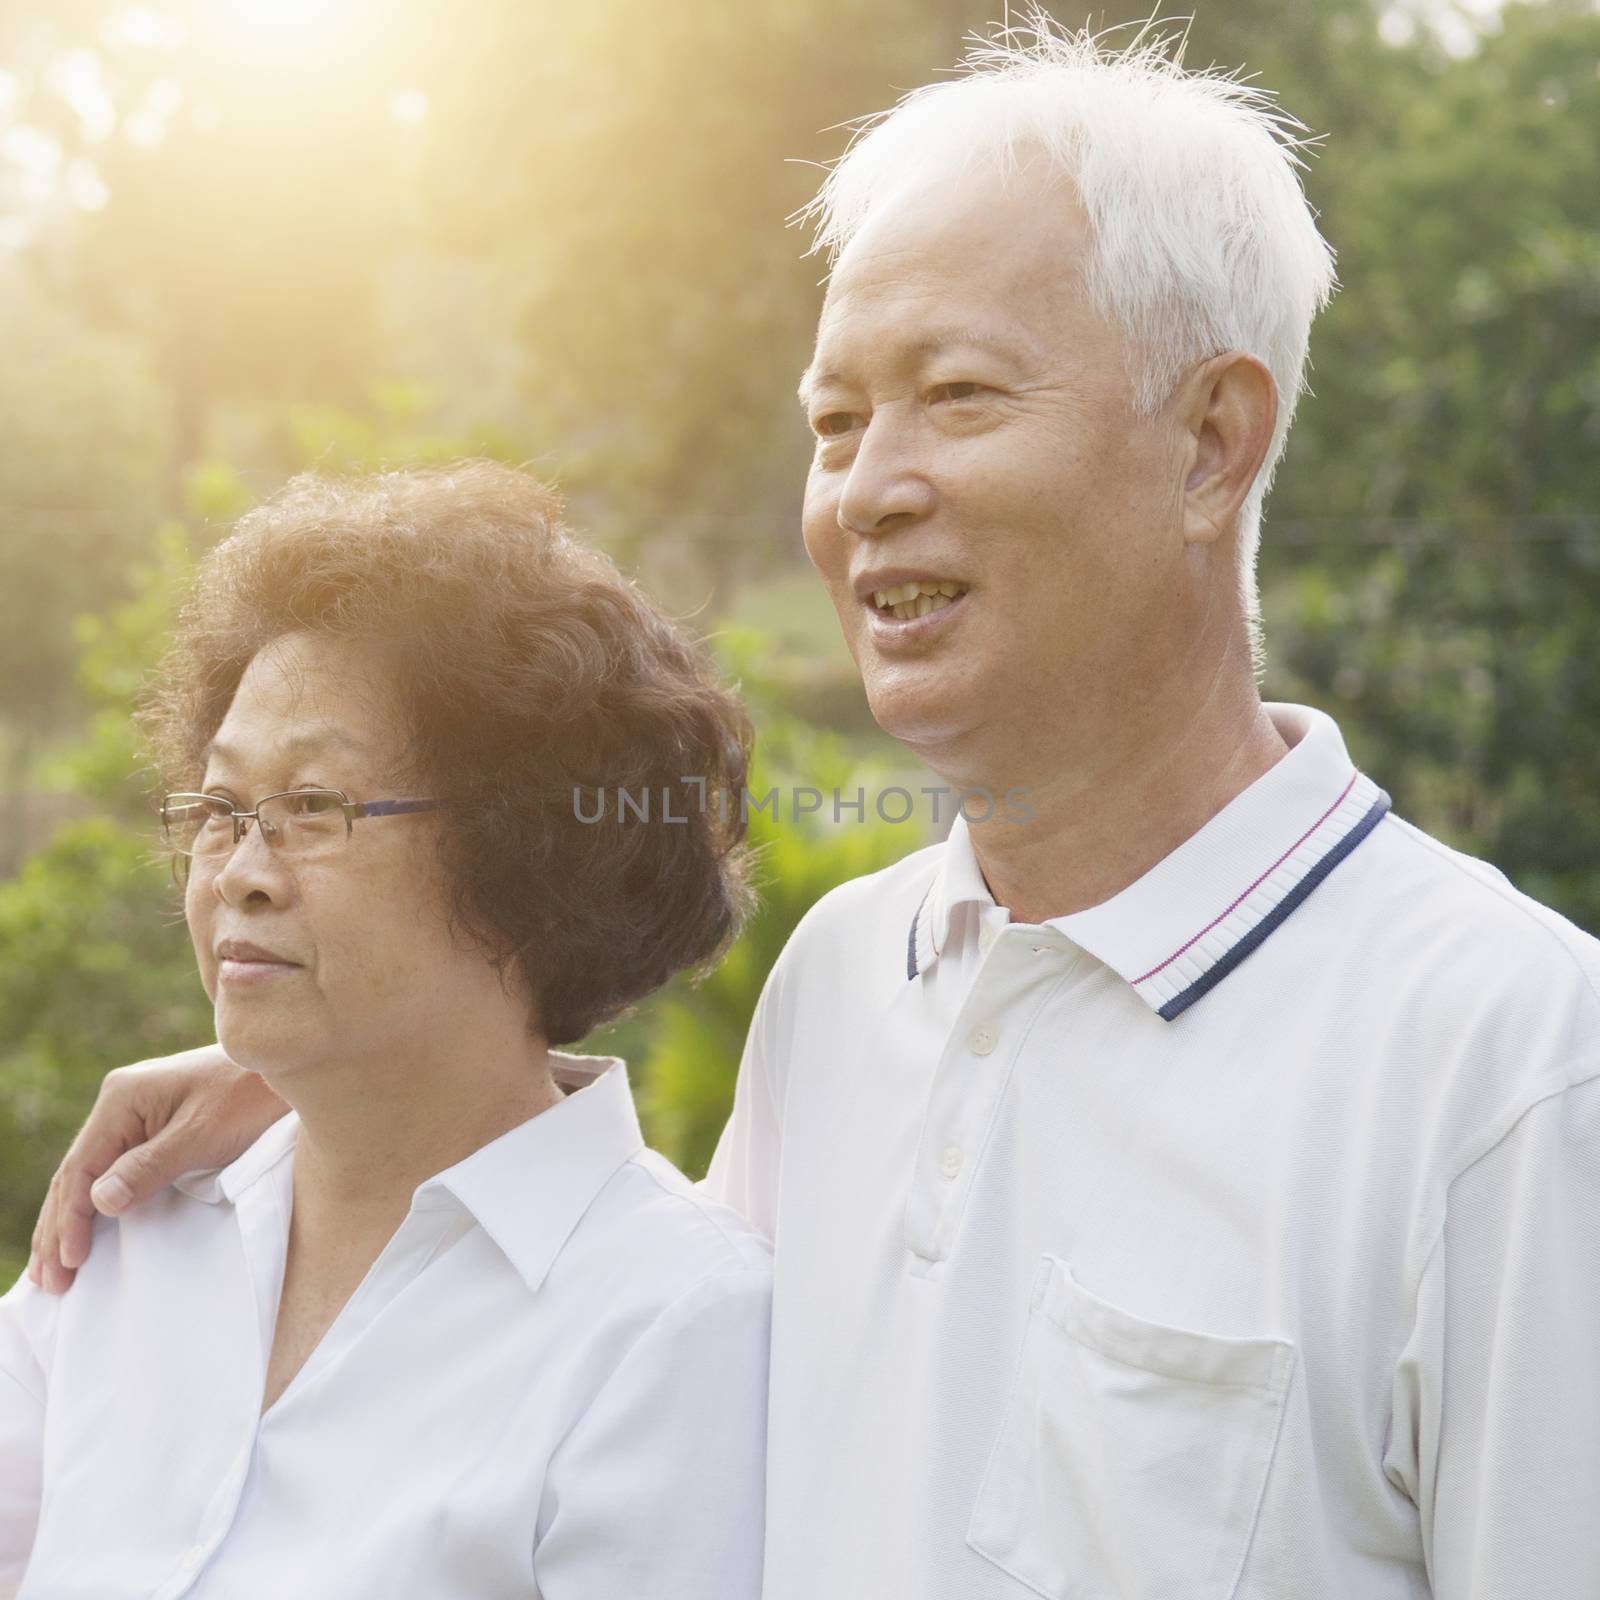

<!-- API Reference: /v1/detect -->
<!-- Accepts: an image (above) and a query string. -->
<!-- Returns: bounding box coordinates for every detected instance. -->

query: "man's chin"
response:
[862,675,978,752]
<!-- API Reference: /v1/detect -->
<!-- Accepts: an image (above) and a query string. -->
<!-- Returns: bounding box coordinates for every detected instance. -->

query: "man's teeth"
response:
[871,581,968,621]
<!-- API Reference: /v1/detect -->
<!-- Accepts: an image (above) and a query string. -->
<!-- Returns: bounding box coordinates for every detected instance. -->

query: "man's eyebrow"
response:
[202,727,365,767]
[798,328,1037,407]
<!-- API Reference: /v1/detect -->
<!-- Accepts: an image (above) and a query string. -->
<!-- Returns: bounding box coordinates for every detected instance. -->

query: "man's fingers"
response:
[30,1071,162,1289]
[59,1168,107,1268]
[28,1201,47,1286]
[36,1136,175,1290]
[87,1122,200,1222]
[29,1168,76,1292]
[36,1168,63,1280]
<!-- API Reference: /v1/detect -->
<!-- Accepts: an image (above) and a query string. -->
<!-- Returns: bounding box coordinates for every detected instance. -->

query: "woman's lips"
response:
[217,956,300,987]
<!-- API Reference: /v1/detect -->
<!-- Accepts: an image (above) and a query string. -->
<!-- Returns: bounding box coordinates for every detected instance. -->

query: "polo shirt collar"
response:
[173,1053,643,1294]
[909,702,1391,1020]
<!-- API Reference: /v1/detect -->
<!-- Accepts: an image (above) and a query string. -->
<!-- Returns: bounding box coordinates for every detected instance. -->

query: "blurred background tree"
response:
[1,0,1597,1283]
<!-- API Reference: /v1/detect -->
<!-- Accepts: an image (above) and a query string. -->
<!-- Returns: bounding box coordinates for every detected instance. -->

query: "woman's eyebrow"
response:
[202,728,365,767]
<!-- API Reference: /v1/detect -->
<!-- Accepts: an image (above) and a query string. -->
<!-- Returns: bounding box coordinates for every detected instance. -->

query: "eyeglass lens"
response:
[163,792,347,856]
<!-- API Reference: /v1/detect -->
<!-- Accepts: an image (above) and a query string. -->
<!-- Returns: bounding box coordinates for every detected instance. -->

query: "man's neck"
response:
[951,691,1289,926]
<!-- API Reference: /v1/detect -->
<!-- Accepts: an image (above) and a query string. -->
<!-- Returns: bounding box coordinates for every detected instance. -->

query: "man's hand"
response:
[26,1045,290,1294]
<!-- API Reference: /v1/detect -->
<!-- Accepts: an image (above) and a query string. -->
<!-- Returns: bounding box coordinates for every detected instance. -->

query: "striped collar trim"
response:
[907,703,1392,1021]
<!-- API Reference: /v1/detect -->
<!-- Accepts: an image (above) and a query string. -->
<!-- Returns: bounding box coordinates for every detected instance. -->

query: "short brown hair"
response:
[144,460,754,1044]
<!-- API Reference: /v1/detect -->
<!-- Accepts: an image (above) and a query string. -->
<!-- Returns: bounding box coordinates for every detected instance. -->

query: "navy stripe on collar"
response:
[1156,788,1391,1019]
[907,887,930,980]
[906,785,1393,1018]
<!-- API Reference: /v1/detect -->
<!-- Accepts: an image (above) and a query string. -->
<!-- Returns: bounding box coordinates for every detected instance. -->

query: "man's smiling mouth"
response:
[871,581,970,621]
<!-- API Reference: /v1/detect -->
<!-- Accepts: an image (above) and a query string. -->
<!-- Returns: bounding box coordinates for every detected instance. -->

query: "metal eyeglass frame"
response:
[161,788,443,879]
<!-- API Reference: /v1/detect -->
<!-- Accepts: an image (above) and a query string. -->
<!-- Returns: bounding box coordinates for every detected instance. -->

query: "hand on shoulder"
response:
[26,1045,288,1293]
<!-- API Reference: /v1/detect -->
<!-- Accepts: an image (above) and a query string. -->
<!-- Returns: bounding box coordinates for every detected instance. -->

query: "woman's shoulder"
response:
[600,1146,772,1271]
[557,1145,773,1317]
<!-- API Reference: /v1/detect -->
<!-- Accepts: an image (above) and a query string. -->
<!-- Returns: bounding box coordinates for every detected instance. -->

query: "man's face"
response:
[799,164,1201,772]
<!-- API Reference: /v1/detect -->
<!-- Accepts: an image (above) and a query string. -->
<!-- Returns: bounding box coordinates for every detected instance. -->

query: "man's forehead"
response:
[800,176,1092,389]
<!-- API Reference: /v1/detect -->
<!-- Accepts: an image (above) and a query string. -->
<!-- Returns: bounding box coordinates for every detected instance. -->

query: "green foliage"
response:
[1263,525,1600,933]
[0,817,210,1277]
[0,271,167,762]
[1278,1,1600,522]
[276,385,529,479]
[47,523,196,819]
[0,521,206,1279]
[1261,1,1600,936]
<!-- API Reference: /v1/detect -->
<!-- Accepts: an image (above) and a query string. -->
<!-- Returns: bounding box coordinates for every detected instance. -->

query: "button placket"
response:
[151,1540,208,1600]
[148,1174,293,1600]
[271,1202,467,1412]
[906,940,1073,1265]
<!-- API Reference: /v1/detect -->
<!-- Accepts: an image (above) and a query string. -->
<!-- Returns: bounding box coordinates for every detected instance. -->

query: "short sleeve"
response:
[696,954,788,1241]
[534,1265,772,1599]
[0,1275,55,1596]
[1386,1073,1600,1596]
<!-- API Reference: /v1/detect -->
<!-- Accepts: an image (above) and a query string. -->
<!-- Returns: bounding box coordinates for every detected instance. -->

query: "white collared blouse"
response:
[705,702,1600,1600]
[0,1056,772,1599]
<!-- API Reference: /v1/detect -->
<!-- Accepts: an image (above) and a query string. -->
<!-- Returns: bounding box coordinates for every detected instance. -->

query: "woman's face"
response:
[184,630,476,1083]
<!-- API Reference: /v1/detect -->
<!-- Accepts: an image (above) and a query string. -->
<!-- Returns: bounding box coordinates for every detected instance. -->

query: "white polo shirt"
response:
[704,702,1600,1599]
[0,1056,772,1599]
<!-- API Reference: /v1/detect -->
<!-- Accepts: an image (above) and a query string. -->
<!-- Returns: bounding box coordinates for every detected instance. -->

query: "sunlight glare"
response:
[224,0,343,37]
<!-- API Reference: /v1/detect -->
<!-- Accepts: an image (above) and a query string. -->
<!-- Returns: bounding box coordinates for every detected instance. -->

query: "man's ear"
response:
[1178,351,1278,547]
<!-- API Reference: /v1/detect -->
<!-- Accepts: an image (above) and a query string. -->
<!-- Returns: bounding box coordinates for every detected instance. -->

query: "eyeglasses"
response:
[161,788,443,862]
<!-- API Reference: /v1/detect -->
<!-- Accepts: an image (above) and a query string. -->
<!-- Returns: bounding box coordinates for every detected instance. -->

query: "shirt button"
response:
[939,1145,964,1179]
[967,1024,998,1056]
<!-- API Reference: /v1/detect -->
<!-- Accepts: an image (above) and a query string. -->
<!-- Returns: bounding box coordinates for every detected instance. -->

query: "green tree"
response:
[1262,0,1600,933]
[0,271,168,867]
[0,527,206,1287]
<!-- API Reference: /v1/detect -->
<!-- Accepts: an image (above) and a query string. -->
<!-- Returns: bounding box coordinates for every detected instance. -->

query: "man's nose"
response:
[836,415,937,536]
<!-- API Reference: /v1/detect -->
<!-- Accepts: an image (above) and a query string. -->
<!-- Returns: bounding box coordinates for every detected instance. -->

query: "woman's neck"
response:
[273,1032,561,1243]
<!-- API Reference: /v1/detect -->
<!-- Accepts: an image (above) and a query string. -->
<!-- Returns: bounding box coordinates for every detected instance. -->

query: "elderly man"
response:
[19,22,1600,1600]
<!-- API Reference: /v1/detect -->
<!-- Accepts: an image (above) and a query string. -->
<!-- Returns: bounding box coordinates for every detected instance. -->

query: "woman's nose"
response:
[211,816,286,906]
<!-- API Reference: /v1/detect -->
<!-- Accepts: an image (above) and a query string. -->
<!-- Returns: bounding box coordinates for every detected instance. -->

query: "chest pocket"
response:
[967,1255,1294,1600]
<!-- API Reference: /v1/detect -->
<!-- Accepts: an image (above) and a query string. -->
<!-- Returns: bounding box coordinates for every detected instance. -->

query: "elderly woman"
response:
[0,463,770,1598]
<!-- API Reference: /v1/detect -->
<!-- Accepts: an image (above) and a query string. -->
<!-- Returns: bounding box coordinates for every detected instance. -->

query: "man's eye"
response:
[813,412,861,438]
[930,381,983,403]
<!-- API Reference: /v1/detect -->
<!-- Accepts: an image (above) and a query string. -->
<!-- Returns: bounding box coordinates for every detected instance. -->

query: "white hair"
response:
[797,11,1338,649]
